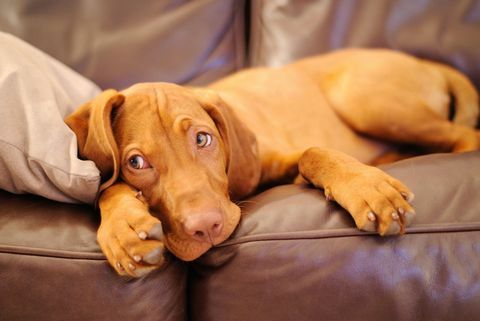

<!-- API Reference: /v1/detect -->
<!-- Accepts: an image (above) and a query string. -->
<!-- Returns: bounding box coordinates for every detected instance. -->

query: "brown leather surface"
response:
[0,192,100,256]
[0,191,187,321]
[1,1,479,320]
[249,0,480,88]
[189,152,480,321]
[0,0,246,89]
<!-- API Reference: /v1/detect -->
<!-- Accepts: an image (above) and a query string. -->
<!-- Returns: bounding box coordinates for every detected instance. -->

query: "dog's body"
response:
[66,49,479,277]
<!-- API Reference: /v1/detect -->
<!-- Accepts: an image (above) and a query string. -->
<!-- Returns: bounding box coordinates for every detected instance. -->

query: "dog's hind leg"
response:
[332,96,480,153]
[369,150,422,166]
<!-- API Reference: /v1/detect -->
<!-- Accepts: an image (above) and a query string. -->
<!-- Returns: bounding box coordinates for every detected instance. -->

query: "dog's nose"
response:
[182,210,224,243]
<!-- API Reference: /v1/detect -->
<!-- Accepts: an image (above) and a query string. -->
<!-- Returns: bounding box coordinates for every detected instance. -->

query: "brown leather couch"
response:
[1,1,479,320]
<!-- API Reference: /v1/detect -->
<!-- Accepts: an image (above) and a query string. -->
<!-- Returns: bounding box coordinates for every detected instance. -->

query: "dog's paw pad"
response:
[382,220,401,235]
[143,247,165,265]
[356,211,377,232]
[331,166,416,236]
[403,210,416,226]
[98,216,166,277]
[148,223,164,240]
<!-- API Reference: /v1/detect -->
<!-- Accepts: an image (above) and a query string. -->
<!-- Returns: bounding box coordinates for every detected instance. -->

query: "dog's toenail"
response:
[138,231,147,240]
[133,255,142,262]
[324,188,333,201]
[392,212,400,220]
[135,191,142,198]
[367,211,376,221]
[401,192,415,203]
[398,207,405,215]
[116,262,123,270]
[128,263,136,271]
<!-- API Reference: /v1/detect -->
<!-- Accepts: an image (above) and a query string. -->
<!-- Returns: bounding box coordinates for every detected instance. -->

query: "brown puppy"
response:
[65,48,479,277]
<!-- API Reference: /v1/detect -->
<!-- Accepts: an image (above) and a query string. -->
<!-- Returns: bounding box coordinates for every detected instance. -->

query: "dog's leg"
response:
[370,151,416,166]
[260,151,303,185]
[298,147,416,235]
[369,147,424,166]
[98,182,166,277]
[332,98,479,153]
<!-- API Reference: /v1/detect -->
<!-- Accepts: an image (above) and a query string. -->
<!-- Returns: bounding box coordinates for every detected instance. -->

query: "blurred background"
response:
[0,0,478,89]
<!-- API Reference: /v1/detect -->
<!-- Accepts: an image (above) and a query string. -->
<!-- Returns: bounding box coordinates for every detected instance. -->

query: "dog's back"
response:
[209,57,388,163]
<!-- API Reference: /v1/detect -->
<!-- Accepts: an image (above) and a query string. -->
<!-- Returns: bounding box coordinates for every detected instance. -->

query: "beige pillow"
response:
[0,32,101,204]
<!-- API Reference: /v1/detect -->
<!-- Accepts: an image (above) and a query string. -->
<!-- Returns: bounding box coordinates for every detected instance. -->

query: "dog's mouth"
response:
[163,234,216,261]
[162,203,242,261]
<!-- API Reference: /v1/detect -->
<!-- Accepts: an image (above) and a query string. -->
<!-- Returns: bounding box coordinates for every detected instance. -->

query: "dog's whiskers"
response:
[235,199,259,209]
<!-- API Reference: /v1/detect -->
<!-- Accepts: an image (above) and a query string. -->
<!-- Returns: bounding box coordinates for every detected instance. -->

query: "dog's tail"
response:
[434,62,479,127]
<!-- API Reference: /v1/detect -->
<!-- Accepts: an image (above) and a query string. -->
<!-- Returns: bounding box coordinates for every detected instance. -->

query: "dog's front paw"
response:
[97,205,166,277]
[326,166,416,236]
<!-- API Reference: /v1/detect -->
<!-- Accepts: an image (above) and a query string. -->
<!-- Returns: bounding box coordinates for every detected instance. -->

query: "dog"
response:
[65,48,479,277]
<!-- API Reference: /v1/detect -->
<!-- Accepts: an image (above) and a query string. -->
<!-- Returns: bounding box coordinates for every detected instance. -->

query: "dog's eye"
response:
[128,155,150,170]
[196,132,212,148]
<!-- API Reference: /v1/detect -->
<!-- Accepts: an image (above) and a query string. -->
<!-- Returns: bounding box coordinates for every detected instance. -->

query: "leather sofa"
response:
[1,1,479,320]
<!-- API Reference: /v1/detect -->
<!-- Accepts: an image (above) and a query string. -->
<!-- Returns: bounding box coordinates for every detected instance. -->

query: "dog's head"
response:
[65,83,261,260]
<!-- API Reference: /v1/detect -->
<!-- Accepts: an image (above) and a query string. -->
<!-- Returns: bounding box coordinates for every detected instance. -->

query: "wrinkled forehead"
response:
[121,82,207,119]
[113,83,216,145]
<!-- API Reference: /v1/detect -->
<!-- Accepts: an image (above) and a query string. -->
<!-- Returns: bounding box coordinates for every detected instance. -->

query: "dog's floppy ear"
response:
[193,88,261,200]
[65,89,125,192]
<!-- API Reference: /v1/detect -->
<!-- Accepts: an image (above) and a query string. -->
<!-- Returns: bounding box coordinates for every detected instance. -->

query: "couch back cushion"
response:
[249,0,480,87]
[0,0,246,89]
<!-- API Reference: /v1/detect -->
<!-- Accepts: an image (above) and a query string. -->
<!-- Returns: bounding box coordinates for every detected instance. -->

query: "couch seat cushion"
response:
[189,152,480,321]
[0,191,187,321]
